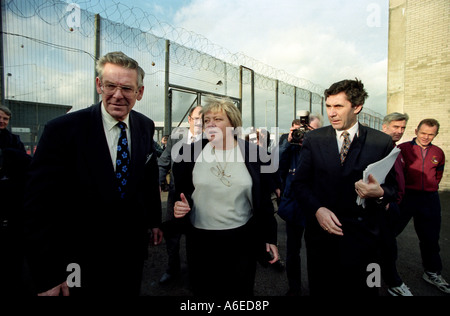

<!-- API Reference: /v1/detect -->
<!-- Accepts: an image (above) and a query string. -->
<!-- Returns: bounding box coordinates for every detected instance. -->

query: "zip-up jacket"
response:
[398,138,445,192]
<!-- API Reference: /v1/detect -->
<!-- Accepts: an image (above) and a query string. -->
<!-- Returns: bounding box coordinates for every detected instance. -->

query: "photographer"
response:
[278,112,322,296]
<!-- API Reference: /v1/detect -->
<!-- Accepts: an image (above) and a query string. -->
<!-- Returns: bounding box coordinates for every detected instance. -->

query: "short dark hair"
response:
[324,78,368,107]
[417,118,440,134]
[291,119,301,126]
[189,105,202,117]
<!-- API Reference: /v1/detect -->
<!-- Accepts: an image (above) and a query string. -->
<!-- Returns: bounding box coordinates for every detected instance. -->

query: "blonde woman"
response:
[173,97,279,296]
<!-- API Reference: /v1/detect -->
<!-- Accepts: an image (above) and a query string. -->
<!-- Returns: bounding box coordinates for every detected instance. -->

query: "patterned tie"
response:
[116,122,130,199]
[340,131,351,165]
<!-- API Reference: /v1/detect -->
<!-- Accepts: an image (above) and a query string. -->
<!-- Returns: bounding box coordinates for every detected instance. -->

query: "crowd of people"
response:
[0,51,448,297]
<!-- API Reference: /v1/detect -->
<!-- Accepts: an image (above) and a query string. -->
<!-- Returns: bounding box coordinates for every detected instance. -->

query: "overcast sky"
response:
[83,0,390,115]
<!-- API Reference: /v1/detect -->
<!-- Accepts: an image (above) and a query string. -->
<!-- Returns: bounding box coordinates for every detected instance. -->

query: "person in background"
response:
[158,105,203,284]
[0,105,26,152]
[160,135,169,151]
[380,112,413,296]
[278,119,300,149]
[308,113,323,132]
[279,113,322,296]
[246,128,284,272]
[173,97,279,296]
[23,51,163,296]
[0,105,31,296]
[397,118,449,294]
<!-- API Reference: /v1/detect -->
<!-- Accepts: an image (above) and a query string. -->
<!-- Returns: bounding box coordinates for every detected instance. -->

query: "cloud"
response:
[171,0,389,115]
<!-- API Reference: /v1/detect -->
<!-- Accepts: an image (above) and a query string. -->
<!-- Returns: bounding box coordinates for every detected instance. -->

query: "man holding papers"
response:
[291,79,397,296]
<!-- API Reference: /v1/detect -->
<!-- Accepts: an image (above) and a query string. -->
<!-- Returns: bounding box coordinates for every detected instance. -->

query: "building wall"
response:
[388,0,450,190]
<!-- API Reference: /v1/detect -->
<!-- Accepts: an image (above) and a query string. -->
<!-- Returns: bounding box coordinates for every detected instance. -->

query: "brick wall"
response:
[388,0,450,191]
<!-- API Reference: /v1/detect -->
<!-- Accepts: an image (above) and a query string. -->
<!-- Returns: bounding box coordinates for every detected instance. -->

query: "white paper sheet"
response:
[357,147,401,208]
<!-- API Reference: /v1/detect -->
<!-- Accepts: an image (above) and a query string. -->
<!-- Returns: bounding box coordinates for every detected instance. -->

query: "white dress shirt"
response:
[335,122,359,152]
[101,104,131,171]
[187,130,201,144]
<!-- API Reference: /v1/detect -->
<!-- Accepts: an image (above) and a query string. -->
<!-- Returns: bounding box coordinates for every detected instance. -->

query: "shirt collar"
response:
[188,130,201,142]
[336,122,359,141]
[101,102,130,131]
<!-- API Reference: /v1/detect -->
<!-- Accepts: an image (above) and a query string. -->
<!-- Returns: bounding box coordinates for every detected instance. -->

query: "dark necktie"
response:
[340,131,351,165]
[116,122,130,199]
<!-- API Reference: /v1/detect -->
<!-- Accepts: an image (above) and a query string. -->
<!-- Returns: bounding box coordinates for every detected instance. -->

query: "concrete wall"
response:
[388,0,450,190]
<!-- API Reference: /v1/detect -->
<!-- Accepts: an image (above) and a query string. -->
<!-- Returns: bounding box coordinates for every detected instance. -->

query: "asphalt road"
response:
[140,191,450,297]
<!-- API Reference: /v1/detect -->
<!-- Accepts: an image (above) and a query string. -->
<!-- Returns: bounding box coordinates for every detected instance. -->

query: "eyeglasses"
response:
[189,116,203,122]
[101,82,138,97]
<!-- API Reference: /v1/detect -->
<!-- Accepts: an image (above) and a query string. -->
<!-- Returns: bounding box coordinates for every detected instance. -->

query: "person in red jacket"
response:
[397,118,449,294]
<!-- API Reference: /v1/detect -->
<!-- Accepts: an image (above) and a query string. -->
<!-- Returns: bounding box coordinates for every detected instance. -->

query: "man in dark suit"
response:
[158,105,202,284]
[291,79,397,296]
[24,52,163,296]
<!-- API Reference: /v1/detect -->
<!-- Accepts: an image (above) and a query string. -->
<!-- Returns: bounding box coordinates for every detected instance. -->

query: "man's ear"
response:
[136,86,144,101]
[354,105,363,115]
[95,77,102,95]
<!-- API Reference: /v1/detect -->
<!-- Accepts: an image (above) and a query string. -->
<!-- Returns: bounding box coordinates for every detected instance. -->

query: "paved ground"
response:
[140,191,450,297]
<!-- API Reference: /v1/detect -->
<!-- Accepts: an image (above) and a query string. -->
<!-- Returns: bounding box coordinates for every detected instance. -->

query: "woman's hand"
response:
[174,193,191,218]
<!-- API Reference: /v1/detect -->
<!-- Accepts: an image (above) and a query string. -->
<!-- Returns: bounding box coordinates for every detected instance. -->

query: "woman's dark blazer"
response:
[172,138,277,245]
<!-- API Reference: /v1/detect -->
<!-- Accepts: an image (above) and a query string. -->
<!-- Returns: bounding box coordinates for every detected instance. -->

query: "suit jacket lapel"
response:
[344,124,367,169]
[128,111,155,197]
[129,112,145,174]
[85,103,118,200]
[320,126,342,170]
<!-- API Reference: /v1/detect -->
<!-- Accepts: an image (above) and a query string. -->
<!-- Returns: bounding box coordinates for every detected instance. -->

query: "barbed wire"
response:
[5,0,325,96]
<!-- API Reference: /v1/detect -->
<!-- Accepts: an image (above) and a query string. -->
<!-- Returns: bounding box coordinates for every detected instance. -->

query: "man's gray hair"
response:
[383,112,409,125]
[96,51,145,88]
[309,113,324,128]
[0,105,12,118]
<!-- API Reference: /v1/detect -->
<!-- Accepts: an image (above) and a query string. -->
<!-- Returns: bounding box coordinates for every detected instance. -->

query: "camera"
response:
[291,110,311,145]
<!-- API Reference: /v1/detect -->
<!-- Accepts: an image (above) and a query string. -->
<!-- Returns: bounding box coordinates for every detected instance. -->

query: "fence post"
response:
[275,80,279,128]
[164,40,171,136]
[0,1,5,106]
[293,87,297,120]
[93,14,101,104]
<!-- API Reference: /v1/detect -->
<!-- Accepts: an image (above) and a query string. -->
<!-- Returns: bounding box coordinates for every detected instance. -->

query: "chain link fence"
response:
[1,0,383,151]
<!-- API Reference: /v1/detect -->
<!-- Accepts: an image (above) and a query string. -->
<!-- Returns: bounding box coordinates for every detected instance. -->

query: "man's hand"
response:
[287,126,297,143]
[266,243,279,264]
[38,281,70,296]
[315,207,343,236]
[355,174,384,199]
[151,228,163,246]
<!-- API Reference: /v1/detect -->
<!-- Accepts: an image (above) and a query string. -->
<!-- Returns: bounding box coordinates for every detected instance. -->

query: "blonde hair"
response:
[96,51,145,87]
[201,97,242,128]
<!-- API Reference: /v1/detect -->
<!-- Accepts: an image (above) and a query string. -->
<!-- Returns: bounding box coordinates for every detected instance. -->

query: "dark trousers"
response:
[379,202,403,287]
[305,218,380,297]
[69,256,145,296]
[0,224,26,296]
[186,221,257,297]
[285,221,304,292]
[163,188,183,276]
[397,190,442,273]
